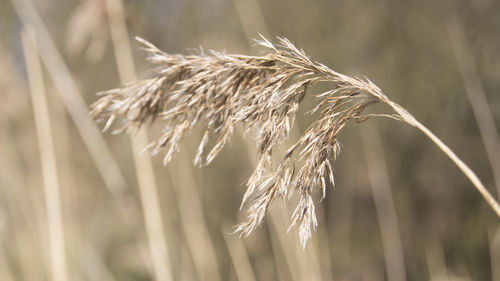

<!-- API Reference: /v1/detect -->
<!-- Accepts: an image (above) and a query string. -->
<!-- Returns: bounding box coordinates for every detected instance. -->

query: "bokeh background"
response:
[1,0,500,280]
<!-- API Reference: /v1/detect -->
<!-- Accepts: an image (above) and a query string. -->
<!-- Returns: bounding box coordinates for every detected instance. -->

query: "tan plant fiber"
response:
[90,36,500,248]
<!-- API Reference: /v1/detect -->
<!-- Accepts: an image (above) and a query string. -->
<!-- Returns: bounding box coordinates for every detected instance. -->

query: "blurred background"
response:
[1,0,500,280]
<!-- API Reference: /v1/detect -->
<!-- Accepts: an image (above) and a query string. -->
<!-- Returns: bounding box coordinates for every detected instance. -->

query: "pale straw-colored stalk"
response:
[0,43,49,280]
[447,19,500,196]
[12,0,149,276]
[22,29,68,281]
[266,208,304,281]
[447,17,500,281]
[10,0,131,210]
[167,147,222,281]
[104,1,222,276]
[267,206,322,281]
[222,223,257,281]
[104,0,172,279]
[361,123,407,281]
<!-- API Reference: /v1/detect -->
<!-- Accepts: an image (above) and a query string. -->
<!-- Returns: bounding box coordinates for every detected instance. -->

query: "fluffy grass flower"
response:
[91,36,500,248]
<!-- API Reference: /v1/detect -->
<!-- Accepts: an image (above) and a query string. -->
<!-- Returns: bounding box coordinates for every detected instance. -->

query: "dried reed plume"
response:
[90,36,500,248]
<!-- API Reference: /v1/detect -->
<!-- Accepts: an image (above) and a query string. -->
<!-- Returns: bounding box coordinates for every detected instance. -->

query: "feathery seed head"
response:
[91,36,392,247]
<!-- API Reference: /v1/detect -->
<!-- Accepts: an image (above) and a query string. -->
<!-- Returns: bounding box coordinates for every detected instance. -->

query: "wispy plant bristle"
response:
[90,36,500,248]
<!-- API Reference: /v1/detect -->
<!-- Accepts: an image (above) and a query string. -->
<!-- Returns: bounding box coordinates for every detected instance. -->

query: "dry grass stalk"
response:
[22,29,68,281]
[11,0,130,200]
[91,36,500,247]
[103,0,173,279]
[447,19,500,196]
[222,223,257,281]
[361,124,406,281]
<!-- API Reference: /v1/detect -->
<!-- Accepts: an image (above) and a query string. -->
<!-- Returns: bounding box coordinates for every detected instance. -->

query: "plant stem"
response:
[22,29,68,281]
[389,102,500,218]
[104,0,172,279]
